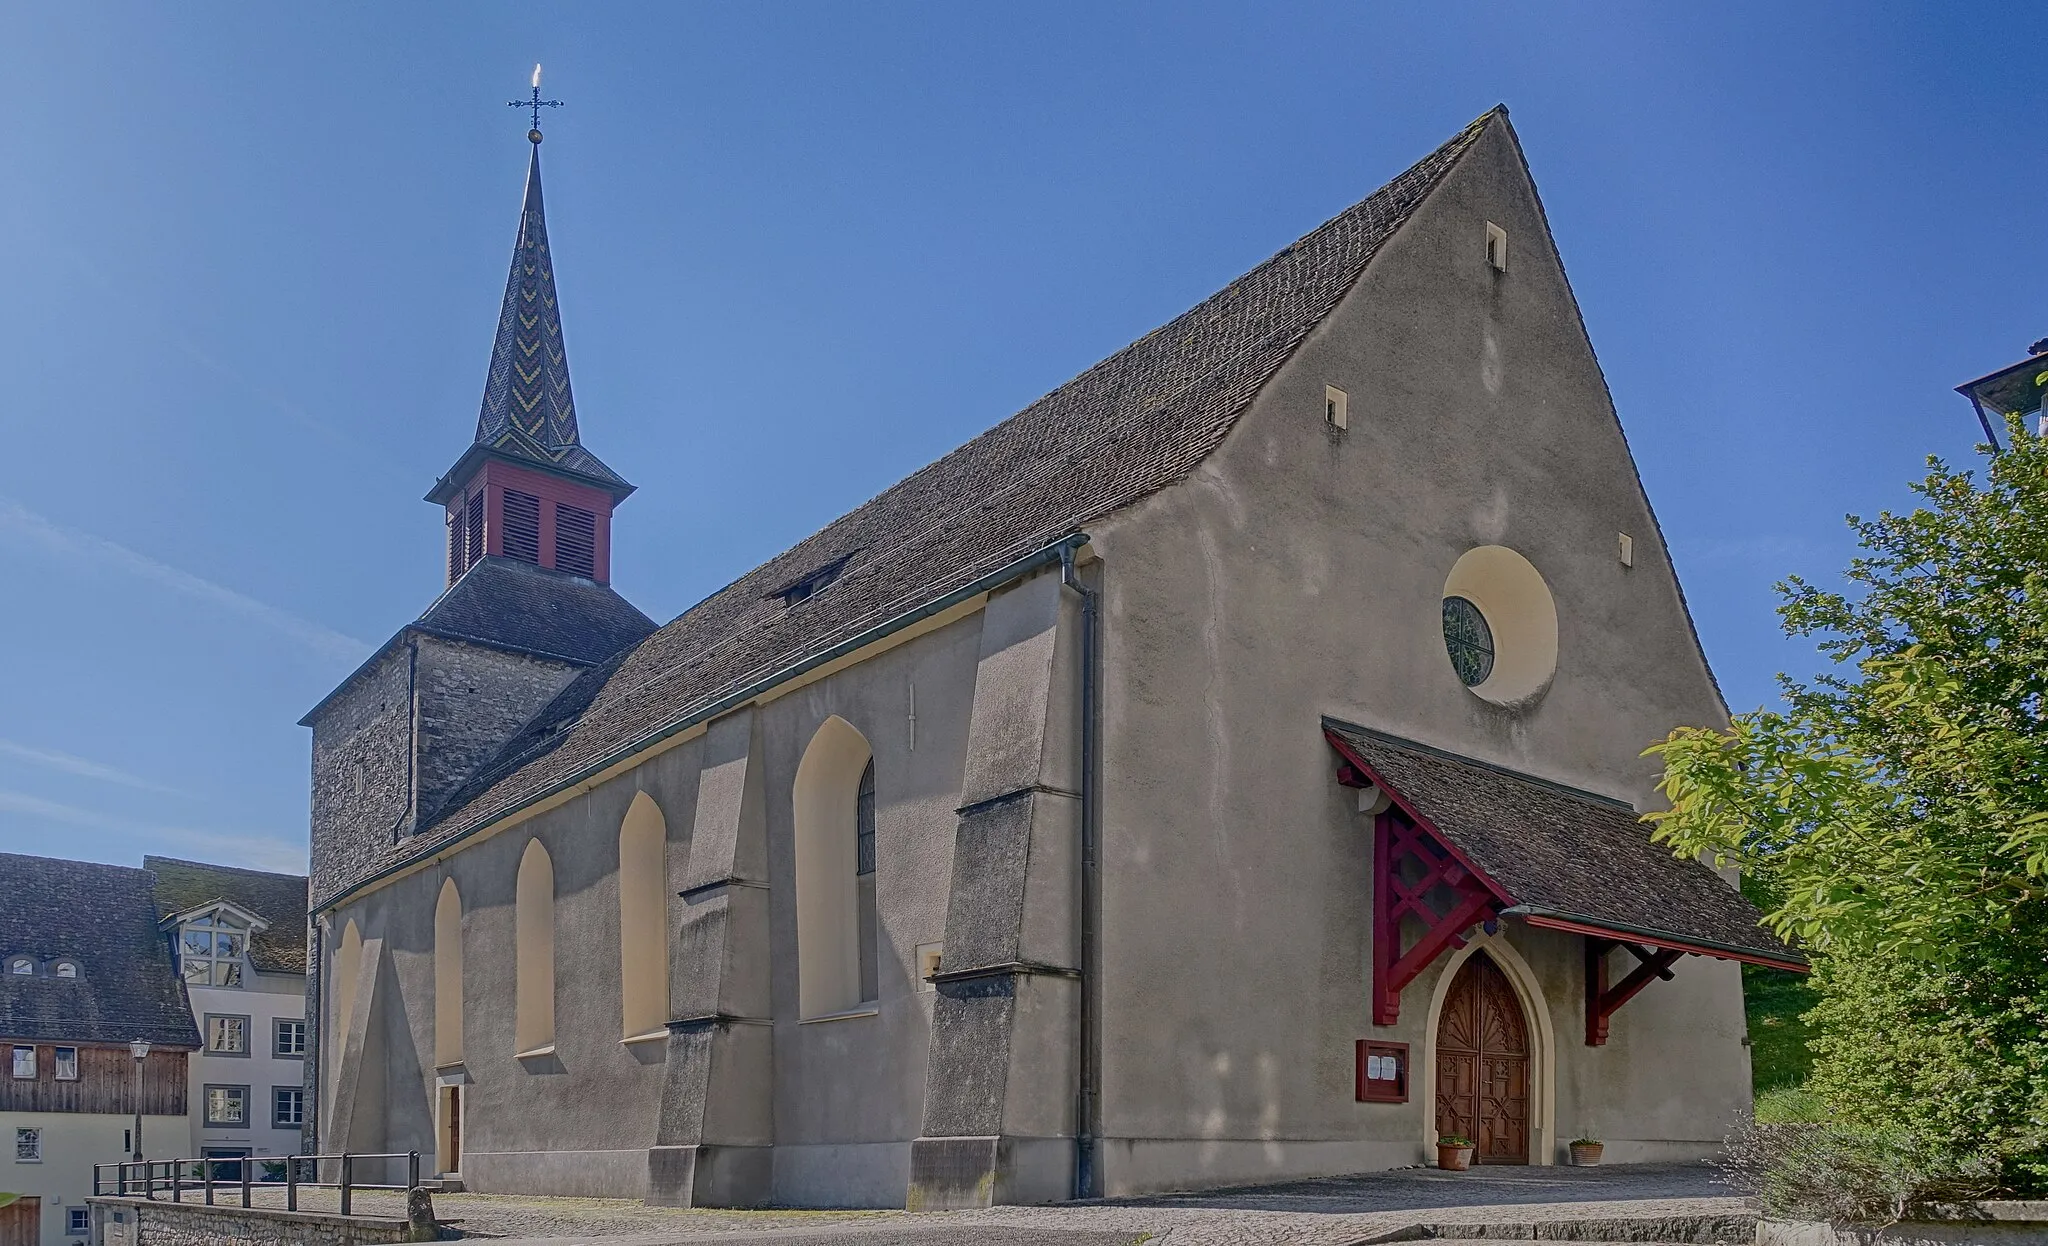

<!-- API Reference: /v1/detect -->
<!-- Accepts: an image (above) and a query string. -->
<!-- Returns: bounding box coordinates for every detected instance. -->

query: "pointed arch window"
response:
[793,717,879,1018]
[433,880,463,1068]
[515,840,556,1055]
[856,760,878,1005]
[618,793,669,1039]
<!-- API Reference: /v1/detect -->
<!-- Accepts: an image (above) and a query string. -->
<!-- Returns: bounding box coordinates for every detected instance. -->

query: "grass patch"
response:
[1744,963,1818,1092]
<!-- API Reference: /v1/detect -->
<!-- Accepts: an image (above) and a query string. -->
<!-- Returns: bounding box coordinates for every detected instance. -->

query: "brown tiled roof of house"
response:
[313,109,1503,906]
[145,856,309,976]
[0,853,201,1048]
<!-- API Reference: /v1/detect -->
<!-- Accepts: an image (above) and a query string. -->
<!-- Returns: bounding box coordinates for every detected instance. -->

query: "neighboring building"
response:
[306,107,1800,1208]
[144,858,309,1172]
[1954,338,2048,447]
[0,855,198,1246]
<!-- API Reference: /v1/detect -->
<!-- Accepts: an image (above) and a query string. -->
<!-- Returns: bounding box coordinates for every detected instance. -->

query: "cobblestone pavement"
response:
[241,1162,1746,1246]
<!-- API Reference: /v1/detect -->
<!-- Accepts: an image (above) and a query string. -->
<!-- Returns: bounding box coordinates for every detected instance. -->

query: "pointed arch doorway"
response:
[1434,951,1531,1163]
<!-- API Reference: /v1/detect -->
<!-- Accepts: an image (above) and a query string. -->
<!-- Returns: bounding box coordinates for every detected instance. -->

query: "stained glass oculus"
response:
[1442,596,1495,687]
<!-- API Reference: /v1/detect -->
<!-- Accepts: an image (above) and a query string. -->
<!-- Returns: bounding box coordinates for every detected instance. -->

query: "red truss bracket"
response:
[1326,730,1517,1026]
[1585,938,1684,1046]
[1371,811,1506,1024]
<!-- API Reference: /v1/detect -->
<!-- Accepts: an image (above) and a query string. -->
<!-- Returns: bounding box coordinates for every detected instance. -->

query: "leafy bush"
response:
[1720,1118,1998,1223]
[1649,415,2048,1197]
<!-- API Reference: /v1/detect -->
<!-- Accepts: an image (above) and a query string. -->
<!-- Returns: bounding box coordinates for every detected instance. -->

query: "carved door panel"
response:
[1435,953,1531,1163]
[1434,959,1480,1146]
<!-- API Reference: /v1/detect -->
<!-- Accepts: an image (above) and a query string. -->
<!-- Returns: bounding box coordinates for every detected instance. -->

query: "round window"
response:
[1441,596,1495,686]
[1441,546,1559,706]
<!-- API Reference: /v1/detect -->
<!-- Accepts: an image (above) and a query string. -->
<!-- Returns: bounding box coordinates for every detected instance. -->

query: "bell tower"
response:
[426,92,634,585]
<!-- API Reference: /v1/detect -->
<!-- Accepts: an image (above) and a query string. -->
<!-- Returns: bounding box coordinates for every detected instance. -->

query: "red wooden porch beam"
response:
[1584,938,1685,1046]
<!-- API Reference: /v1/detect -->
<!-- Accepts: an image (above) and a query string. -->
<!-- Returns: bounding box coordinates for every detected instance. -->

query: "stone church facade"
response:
[303,108,1800,1208]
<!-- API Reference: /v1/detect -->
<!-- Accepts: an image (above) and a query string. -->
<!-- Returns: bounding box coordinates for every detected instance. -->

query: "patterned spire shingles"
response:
[473,145,629,491]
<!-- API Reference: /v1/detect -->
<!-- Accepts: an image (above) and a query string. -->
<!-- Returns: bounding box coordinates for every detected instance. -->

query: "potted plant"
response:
[1437,1134,1476,1171]
[1570,1136,1604,1166]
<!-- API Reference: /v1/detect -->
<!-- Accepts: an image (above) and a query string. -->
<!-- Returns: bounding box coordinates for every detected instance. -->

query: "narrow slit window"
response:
[855,759,879,1004]
[1326,385,1349,430]
[502,490,542,564]
[1485,222,1509,272]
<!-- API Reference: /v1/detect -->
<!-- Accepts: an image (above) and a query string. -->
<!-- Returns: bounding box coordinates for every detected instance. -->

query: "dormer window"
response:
[6,957,30,976]
[180,914,248,987]
[53,960,77,979]
[771,556,853,608]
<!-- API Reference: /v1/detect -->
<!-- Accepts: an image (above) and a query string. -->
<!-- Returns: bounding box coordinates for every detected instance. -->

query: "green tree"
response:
[1646,415,2048,1193]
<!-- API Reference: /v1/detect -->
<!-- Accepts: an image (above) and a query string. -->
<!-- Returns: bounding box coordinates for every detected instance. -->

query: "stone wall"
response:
[88,1198,414,1246]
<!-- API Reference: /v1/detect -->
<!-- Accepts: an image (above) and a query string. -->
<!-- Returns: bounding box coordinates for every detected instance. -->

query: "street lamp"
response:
[128,1040,151,1162]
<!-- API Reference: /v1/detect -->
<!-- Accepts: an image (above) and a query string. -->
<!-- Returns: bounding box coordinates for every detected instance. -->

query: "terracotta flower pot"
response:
[1570,1142,1604,1167]
[1437,1143,1475,1171]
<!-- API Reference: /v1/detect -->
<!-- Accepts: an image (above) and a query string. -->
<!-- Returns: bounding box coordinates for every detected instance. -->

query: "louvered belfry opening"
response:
[502,490,543,563]
[555,504,597,578]
[465,492,485,568]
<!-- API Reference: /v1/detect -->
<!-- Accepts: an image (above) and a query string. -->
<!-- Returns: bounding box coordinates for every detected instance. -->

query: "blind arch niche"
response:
[793,715,876,1018]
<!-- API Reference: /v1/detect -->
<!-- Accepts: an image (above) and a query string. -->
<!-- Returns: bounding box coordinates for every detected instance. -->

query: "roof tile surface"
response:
[1324,719,1795,962]
[0,853,201,1047]
[314,110,1497,905]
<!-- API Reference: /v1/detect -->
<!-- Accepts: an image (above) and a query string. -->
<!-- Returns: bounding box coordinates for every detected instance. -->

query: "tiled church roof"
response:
[145,856,309,976]
[416,556,658,666]
[0,853,201,1048]
[315,108,1500,905]
[1323,720,1798,964]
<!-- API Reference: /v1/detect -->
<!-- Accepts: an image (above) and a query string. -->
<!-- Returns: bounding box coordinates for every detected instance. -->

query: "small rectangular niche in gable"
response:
[1485,222,1509,273]
[1325,385,1349,430]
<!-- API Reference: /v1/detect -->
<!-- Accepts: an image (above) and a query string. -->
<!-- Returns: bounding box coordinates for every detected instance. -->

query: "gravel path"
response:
[224,1162,1749,1246]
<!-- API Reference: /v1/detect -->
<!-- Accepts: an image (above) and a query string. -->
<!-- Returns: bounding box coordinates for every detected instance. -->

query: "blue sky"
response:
[0,5,2033,873]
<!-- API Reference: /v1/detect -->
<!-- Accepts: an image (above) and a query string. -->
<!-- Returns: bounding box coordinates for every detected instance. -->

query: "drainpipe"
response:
[1060,544,1100,1200]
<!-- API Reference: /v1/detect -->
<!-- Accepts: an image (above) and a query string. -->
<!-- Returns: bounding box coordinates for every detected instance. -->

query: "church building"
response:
[303,107,1800,1209]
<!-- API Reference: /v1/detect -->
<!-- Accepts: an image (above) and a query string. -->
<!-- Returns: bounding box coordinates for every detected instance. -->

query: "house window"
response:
[274,1018,307,1058]
[204,1085,249,1127]
[15,1127,40,1161]
[53,960,77,978]
[181,915,246,987]
[272,1086,305,1129]
[205,1015,250,1056]
[6,957,30,975]
[68,1208,89,1236]
[1325,385,1349,430]
[54,1047,77,1081]
[11,1046,35,1079]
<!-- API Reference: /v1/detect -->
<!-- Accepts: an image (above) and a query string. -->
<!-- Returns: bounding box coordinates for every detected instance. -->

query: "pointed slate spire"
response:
[446,132,630,500]
[479,143,581,451]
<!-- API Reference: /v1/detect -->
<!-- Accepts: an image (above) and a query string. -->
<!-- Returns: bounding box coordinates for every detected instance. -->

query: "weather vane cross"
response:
[510,64,563,140]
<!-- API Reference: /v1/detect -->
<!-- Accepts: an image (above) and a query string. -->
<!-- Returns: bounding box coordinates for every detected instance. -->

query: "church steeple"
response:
[428,105,632,587]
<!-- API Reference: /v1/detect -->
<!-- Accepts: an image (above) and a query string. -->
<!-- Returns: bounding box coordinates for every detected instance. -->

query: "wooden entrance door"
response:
[439,1084,462,1175]
[1435,952,1531,1163]
[0,1196,41,1246]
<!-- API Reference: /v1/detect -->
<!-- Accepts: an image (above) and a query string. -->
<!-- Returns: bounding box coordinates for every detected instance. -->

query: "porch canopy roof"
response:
[1323,717,1804,971]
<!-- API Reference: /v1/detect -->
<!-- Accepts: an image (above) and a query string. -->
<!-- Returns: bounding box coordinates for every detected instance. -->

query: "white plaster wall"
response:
[1081,119,1750,1192]
[1,1111,186,1246]
[186,971,306,1159]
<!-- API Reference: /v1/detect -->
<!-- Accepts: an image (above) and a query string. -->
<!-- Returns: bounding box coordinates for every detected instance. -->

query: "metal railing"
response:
[93,1151,422,1216]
